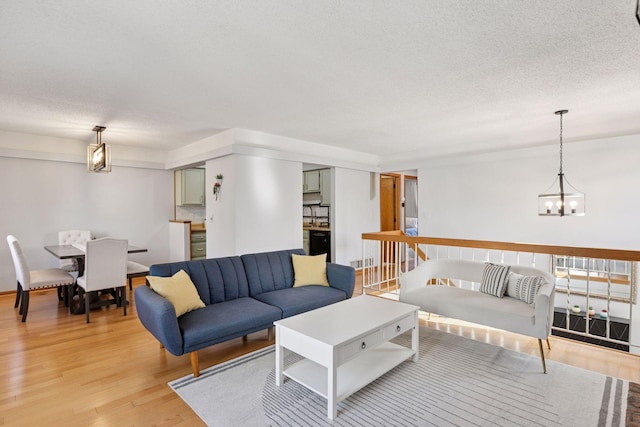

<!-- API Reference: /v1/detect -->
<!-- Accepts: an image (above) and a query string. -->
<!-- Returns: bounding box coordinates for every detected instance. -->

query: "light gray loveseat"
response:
[399,259,555,372]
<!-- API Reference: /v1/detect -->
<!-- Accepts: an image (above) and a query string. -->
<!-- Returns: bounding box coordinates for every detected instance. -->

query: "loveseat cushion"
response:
[241,249,305,296]
[149,256,250,305]
[252,286,347,318]
[408,285,537,336]
[179,297,282,353]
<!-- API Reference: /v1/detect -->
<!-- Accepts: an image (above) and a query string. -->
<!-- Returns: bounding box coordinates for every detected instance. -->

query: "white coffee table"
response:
[274,295,419,420]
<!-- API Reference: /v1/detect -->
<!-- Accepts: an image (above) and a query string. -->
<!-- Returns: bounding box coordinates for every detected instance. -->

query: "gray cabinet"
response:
[191,230,206,260]
[303,229,310,255]
[303,170,321,193]
[320,168,331,206]
[176,168,205,206]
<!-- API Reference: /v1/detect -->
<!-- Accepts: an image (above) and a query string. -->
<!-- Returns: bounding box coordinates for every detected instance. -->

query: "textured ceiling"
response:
[1,1,639,162]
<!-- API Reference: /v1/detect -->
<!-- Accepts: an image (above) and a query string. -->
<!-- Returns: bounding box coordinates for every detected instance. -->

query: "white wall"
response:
[0,156,174,292]
[206,154,302,257]
[333,168,380,266]
[419,134,640,249]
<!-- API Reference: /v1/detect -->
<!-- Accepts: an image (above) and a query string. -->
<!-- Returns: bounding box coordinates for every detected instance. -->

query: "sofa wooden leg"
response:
[538,339,547,374]
[242,335,248,342]
[190,351,200,378]
[546,338,551,350]
[267,327,274,341]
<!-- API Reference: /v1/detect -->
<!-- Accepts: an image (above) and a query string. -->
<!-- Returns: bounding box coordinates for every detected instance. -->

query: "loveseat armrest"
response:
[399,262,432,298]
[326,263,356,298]
[533,281,556,339]
[134,286,184,356]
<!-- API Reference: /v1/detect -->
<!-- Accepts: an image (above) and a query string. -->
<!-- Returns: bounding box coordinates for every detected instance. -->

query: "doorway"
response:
[380,174,400,263]
[380,174,400,232]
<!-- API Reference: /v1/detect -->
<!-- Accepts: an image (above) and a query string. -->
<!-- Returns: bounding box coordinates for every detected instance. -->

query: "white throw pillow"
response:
[507,272,545,305]
[479,263,510,298]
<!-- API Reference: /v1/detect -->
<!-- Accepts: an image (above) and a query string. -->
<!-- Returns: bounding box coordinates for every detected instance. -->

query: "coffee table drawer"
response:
[382,313,415,340]
[338,330,382,364]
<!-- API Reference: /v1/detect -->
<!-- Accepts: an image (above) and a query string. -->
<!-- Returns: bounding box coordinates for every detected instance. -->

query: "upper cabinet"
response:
[303,170,321,193]
[320,169,331,206]
[303,168,331,205]
[176,168,205,206]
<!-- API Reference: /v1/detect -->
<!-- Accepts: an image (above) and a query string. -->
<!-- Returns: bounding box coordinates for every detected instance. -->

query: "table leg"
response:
[327,356,337,420]
[76,258,85,277]
[412,310,419,362]
[275,326,283,387]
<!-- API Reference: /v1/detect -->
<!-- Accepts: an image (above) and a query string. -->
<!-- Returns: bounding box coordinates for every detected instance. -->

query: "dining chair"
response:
[57,229,92,273]
[6,235,75,322]
[127,261,149,290]
[56,230,92,302]
[76,237,128,323]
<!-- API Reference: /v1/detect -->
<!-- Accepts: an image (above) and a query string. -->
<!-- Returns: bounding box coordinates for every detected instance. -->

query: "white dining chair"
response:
[6,235,75,322]
[76,237,128,323]
[127,261,149,290]
[58,229,92,273]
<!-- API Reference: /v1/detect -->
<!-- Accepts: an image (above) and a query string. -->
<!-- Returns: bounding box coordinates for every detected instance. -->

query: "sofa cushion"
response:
[507,273,545,305]
[292,253,329,287]
[406,285,536,336]
[252,286,347,318]
[149,257,250,305]
[147,270,205,317]
[179,297,282,353]
[241,249,305,296]
[480,262,510,297]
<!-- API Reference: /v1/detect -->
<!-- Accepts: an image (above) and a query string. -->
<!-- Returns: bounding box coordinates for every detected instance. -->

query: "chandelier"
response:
[87,125,112,173]
[538,110,585,217]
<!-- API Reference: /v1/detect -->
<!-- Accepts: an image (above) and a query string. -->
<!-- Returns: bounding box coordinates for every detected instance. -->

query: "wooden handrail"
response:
[361,232,640,262]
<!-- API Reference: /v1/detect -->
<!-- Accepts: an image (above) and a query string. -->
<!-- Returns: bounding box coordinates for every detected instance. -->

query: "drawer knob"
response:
[361,342,366,350]
[396,325,401,332]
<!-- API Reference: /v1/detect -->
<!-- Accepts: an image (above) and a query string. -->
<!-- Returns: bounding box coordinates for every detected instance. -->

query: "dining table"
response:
[44,243,147,314]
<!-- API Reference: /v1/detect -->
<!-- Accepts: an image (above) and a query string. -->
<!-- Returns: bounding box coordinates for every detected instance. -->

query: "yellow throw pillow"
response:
[147,269,205,317]
[292,253,330,287]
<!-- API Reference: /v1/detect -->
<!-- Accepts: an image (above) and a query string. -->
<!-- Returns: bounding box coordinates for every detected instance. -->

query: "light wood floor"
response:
[1,277,639,426]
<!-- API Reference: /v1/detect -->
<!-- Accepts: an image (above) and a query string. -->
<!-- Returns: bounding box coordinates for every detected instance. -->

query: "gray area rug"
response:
[169,327,633,426]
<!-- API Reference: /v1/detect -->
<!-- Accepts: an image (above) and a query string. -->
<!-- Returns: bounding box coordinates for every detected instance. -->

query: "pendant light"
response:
[538,110,585,216]
[87,125,112,173]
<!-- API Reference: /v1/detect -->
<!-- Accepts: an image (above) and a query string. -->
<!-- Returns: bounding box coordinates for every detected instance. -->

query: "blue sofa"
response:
[134,248,355,376]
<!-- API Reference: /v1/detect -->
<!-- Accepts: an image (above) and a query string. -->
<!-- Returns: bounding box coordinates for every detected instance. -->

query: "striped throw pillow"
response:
[507,273,545,305]
[479,263,511,297]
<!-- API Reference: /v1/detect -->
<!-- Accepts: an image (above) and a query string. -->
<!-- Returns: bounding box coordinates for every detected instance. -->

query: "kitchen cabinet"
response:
[320,168,331,206]
[303,170,320,193]
[303,229,310,255]
[176,168,205,206]
[191,229,206,260]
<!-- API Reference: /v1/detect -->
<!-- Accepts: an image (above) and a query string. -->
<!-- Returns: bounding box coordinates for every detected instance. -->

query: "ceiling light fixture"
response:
[87,125,112,173]
[538,110,585,217]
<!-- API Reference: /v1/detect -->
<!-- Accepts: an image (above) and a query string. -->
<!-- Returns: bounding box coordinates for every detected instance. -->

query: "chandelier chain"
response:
[559,112,563,174]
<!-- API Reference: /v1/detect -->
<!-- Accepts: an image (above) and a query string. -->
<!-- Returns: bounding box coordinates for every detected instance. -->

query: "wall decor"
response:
[213,174,223,200]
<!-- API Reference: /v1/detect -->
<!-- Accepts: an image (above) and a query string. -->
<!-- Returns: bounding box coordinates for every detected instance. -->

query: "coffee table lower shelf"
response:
[282,341,414,403]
